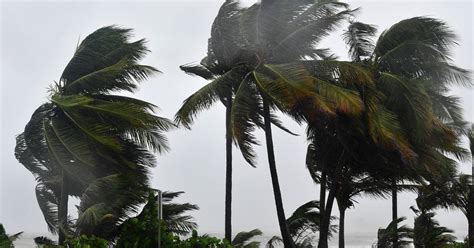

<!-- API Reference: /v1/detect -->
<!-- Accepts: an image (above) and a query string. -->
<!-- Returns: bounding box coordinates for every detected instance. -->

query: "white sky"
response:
[0,0,473,245]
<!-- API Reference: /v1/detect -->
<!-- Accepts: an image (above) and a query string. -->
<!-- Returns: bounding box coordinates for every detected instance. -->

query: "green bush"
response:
[64,235,108,248]
[0,224,13,248]
[443,240,468,248]
[166,230,232,248]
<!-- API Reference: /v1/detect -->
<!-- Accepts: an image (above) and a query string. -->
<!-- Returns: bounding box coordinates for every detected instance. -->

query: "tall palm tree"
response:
[15,26,173,243]
[181,1,358,246]
[176,1,250,241]
[306,123,417,248]
[342,17,471,247]
[228,1,359,246]
[335,171,398,248]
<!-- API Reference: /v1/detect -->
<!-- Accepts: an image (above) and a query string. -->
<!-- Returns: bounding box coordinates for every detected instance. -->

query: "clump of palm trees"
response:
[178,0,472,247]
[13,0,473,247]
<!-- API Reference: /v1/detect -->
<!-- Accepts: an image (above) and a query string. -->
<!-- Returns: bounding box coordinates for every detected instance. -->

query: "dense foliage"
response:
[11,0,473,247]
[0,224,22,248]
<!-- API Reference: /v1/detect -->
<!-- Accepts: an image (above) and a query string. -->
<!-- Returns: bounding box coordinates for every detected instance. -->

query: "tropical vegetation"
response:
[7,0,473,247]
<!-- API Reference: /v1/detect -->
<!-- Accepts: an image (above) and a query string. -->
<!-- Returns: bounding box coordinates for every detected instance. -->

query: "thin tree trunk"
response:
[470,152,474,248]
[225,94,233,242]
[338,205,346,248]
[58,173,68,245]
[318,154,344,248]
[262,99,294,248]
[468,184,473,248]
[320,168,327,226]
[391,178,398,248]
[468,205,473,248]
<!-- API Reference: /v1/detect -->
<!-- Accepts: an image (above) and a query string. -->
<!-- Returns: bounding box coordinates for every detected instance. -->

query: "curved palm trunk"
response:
[225,94,233,242]
[262,99,294,248]
[391,178,398,248]
[58,173,68,245]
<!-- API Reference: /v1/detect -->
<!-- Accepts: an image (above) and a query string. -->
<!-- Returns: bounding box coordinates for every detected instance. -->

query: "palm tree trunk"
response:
[468,183,473,248]
[318,155,344,248]
[391,178,398,248]
[262,99,294,248]
[58,173,68,245]
[338,205,346,248]
[468,201,473,248]
[470,150,474,247]
[320,168,327,225]
[225,93,233,242]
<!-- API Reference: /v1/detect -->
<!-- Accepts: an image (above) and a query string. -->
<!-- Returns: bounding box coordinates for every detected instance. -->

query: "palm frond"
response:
[175,67,240,128]
[375,17,457,59]
[61,26,153,92]
[266,235,283,248]
[232,229,263,248]
[343,22,377,61]
[35,183,59,234]
[231,74,261,166]
[180,63,215,80]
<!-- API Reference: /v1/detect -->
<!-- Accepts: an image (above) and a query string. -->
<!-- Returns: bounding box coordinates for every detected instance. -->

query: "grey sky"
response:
[0,0,473,245]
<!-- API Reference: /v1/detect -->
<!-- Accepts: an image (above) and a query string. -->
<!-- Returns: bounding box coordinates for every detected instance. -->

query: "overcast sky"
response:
[0,0,473,245]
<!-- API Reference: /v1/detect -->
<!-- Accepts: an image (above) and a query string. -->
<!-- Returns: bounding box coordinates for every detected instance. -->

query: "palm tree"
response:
[411,207,456,248]
[287,200,338,247]
[335,171,396,248]
[468,124,474,246]
[116,190,198,247]
[265,200,337,247]
[181,1,359,246]
[306,124,418,248]
[342,17,471,247]
[228,2,360,246]
[304,107,421,248]
[374,217,412,248]
[176,1,249,241]
[15,26,173,243]
[161,191,200,235]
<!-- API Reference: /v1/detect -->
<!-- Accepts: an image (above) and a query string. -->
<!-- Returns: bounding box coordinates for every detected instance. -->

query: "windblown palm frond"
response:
[266,235,283,248]
[343,22,377,61]
[161,191,199,236]
[60,26,159,95]
[232,229,263,248]
[287,200,337,244]
[411,208,456,248]
[375,217,412,248]
[76,170,150,239]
